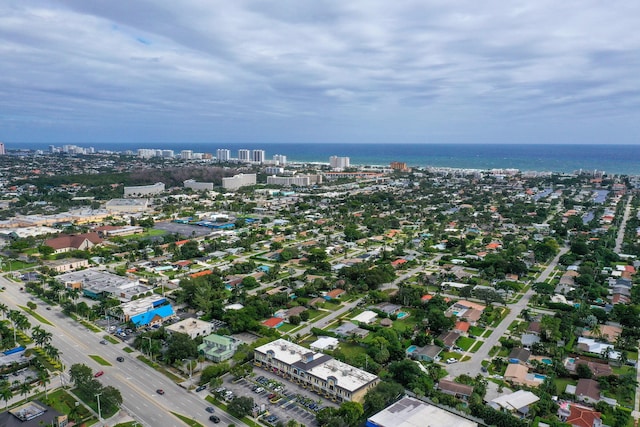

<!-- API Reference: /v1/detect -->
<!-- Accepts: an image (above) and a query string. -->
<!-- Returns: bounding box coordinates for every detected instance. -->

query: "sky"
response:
[1,1,639,145]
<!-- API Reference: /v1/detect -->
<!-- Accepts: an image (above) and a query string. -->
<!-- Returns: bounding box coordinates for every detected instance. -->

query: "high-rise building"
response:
[252,149,265,164]
[181,150,193,160]
[216,149,231,162]
[329,156,350,170]
[0,142,5,155]
[273,154,287,165]
[238,149,250,162]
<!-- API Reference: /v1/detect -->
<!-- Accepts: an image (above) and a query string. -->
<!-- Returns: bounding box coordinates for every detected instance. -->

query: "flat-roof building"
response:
[366,396,477,427]
[254,339,379,403]
[57,268,153,301]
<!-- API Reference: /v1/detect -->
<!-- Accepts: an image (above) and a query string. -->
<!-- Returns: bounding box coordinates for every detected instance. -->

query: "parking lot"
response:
[219,366,339,426]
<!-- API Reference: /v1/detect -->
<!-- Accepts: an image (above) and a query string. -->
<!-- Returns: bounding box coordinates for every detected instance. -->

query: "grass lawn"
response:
[469,326,485,336]
[103,335,120,344]
[440,351,460,361]
[612,365,635,376]
[18,305,54,326]
[278,323,297,333]
[553,377,576,395]
[456,336,476,351]
[46,389,93,424]
[170,412,204,427]
[89,355,112,366]
[338,341,368,360]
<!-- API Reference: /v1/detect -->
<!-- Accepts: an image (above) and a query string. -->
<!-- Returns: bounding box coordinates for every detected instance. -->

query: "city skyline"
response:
[1,1,639,145]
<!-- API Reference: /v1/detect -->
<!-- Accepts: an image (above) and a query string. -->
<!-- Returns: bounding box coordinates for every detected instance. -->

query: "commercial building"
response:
[123,182,165,198]
[198,334,242,362]
[222,173,257,190]
[105,198,150,213]
[366,396,477,427]
[166,318,213,339]
[254,339,379,403]
[184,179,214,191]
[44,258,90,273]
[57,268,153,301]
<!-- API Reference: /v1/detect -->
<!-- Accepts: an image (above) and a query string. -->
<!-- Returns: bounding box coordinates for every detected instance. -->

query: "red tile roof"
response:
[566,405,601,427]
[262,317,284,328]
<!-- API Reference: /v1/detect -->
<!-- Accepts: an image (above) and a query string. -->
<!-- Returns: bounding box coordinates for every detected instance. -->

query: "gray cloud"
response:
[0,0,639,143]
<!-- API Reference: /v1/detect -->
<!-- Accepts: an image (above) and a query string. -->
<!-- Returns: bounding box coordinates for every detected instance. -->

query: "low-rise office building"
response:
[254,339,379,403]
[198,334,241,362]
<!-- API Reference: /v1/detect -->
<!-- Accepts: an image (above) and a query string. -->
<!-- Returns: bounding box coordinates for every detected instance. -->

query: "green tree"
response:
[227,396,254,418]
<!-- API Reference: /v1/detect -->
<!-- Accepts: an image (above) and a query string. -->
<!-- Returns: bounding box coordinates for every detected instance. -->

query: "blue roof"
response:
[131,305,175,326]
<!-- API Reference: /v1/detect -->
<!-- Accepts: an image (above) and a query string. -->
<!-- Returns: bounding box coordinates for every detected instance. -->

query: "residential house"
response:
[508,348,531,364]
[572,379,601,405]
[558,402,602,427]
[437,331,460,350]
[408,344,442,362]
[353,310,378,324]
[454,321,470,335]
[489,390,540,416]
[262,317,284,328]
[324,288,346,300]
[310,337,339,351]
[437,379,474,401]
[198,334,241,362]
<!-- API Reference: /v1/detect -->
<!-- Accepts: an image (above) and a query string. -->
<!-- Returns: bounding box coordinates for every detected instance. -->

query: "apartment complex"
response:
[123,182,165,198]
[222,173,257,190]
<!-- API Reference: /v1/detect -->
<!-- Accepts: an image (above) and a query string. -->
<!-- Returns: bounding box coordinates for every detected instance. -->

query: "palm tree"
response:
[38,371,51,401]
[0,383,13,409]
[19,381,32,399]
[0,302,8,320]
[44,344,61,361]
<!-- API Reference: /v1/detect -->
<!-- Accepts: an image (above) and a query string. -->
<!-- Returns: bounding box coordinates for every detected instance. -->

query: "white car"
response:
[446,358,457,364]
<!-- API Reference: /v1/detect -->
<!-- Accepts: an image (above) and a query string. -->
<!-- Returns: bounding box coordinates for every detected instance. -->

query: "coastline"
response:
[6,142,640,176]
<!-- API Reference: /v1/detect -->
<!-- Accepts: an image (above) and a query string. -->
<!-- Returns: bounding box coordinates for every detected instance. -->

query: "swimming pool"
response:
[406,345,417,353]
[541,358,552,365]
[534,374,547,381]
[397,311,409,319]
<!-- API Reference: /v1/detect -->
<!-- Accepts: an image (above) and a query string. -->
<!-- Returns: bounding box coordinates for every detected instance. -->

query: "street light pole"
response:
[95,392,102,420]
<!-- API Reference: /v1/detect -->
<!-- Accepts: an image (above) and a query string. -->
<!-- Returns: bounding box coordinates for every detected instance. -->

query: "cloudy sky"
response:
[1,1,639,145]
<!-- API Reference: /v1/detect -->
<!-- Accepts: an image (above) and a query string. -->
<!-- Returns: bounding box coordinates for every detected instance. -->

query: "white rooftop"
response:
[255,339,378,392]
[490,390,540,411]
[310,337,339,350]
[352,310,377,323]
[367,396,477,427]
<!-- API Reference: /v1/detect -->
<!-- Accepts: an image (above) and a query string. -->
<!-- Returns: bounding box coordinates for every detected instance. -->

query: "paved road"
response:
[0,276,246,427]
[614,195,633,254]
[446,246,569,378]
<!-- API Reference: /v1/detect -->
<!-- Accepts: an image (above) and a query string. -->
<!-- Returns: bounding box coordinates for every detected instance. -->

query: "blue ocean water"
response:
[9,142,640,175]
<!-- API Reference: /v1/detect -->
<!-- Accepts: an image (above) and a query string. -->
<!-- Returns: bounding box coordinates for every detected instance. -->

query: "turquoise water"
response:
[397,311,408,319]
[541,358,552,365]
[534,374,547,381]
[567,358,576,363]
[406,345,417,353]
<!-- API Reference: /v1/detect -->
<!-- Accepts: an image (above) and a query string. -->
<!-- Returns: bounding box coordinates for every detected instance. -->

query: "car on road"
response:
[46,307,51,310]
[116,357,124,362]
[94,371,104,377]
[196,385,207,392]
[100,340,107,345]
[156,389,165,395]
[206,406,215,413]
[209,415,220,423]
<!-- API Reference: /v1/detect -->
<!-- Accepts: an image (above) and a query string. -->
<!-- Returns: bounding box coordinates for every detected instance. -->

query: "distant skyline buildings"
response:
[330,155,350,170]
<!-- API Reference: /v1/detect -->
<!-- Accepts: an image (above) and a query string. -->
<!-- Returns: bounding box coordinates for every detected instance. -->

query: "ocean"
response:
[8,142,640,176]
